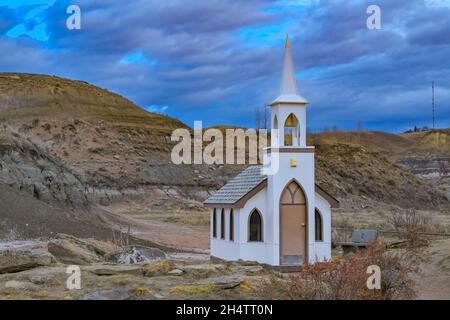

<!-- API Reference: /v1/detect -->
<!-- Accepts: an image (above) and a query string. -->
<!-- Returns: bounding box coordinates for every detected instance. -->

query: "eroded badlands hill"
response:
[0,73,448,238]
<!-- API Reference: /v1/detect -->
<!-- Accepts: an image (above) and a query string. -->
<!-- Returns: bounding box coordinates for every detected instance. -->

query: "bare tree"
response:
[111,224,132,248]
[255,106,261,129]
[389,209,430,247]
[263,104,269,129]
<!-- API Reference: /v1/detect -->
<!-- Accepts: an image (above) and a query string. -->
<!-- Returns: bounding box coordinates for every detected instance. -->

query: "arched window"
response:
[229,209,234,241]
[212,209,217,238]
[249,210,263,242]
[284,113,299,146]
[220,209,225,239]
[272,115,279,145]
[315,209,323,241]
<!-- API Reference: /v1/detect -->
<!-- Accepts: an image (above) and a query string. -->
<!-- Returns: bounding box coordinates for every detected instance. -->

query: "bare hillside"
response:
[310,130,450,199]
[0,73,239,194]
[0,73,448,239]
[315,143,448,209]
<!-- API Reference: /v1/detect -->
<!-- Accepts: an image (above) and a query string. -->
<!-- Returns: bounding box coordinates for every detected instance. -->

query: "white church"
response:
[204,35,339,268]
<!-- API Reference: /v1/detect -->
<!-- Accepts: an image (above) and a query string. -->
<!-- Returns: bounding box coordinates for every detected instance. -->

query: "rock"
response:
[0,246,55,274]
[53,234,108,256]
[234,265,265,274]
[183,264,225,271]
[106,246,166,264]
[181,264,225,278]
[86,265,143,276]
[48,235,103,265]
[187,203,196,209]
[202,275,243,290]
[168,252,210,261]
[168,269,184,276]
[0,128,88,208]
[4,280,28,289]
[28,273,55,285]
[236,259,260,266]
[79,290,130,300]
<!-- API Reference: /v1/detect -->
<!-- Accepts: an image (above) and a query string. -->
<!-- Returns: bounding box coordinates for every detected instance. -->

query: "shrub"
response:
[41,123,51,132]
[133,287,150,296]
[142,260,173,277]
[389,209,430,248]
[257,240,417,300]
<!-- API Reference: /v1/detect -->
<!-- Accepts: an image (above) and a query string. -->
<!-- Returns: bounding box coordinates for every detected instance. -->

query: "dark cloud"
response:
[0,0,449,131]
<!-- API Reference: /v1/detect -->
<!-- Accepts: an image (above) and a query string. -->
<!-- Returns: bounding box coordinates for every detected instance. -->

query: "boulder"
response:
[4,280,28,289]
[79,290,130,300]
[52,234,108,256]
[105,246,166,264]
[28,273,56,285]
[86,265,143,276]
[48,235,103,265]
[0,245,55,274]
[168,269,184,276]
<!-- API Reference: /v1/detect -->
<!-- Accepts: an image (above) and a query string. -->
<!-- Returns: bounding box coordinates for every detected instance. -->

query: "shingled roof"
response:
[204,166,266,207]
[204,166,339,208]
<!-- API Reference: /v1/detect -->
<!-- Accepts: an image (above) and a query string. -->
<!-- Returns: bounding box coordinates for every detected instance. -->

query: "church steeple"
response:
[270,34,308,148]
[271,34,308,106]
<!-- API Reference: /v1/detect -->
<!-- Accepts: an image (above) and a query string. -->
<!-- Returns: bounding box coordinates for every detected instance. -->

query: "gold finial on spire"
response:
[285,33,290,49]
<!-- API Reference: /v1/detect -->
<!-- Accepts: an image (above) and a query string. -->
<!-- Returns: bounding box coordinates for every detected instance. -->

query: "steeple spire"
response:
[281,33,297,96]
[270,34,308,106]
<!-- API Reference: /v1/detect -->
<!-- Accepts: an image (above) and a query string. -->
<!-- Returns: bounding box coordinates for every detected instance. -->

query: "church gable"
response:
[204,165,339,209]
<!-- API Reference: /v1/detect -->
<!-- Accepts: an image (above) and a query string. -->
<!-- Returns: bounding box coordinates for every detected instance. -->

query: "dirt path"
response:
[412,239,450,300]
[122,217,209,252]
[100,201,210,252]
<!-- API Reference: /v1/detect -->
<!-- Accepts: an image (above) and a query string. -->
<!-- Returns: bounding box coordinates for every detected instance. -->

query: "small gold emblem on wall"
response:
[290,157,297,167]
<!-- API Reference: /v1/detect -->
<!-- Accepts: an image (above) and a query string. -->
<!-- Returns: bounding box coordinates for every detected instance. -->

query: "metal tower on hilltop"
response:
[432,81,435,129]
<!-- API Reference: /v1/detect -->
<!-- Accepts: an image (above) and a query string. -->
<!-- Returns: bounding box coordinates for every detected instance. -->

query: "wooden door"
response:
[280,181,307,265]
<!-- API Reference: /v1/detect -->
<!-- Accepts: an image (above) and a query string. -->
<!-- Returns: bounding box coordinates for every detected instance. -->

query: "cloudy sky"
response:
[0,0,449,132]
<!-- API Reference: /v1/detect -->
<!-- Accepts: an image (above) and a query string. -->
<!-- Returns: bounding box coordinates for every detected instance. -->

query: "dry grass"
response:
[170,283,216,294]
[143,260,173,277]
[165,210,210,226]
[133,287,150,296]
